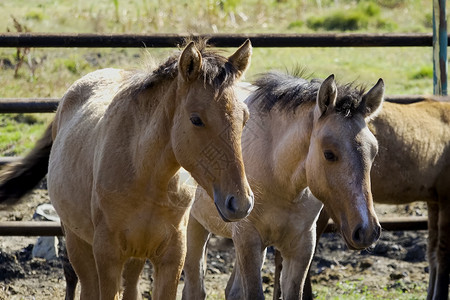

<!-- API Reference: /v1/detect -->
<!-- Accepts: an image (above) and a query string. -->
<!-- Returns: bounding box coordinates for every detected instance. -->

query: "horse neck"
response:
[243,102,314,200]
[130,79,181,194]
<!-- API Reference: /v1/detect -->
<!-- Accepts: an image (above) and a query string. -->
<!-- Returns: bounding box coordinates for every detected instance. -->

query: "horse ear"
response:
[316,74,337,117]
[228,39,252,79]
[362,78,384,118]
[179,42,202,82]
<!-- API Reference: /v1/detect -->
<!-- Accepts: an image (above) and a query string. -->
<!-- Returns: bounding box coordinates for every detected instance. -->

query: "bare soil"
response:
[0,188,429,299]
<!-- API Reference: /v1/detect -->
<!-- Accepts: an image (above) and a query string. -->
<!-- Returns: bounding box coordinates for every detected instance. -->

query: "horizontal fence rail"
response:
[325,216,428,233]
[2,95,449,114]
[0,98,59,113]
[0,221,63,236]
[0,33,447,48]
[0,217,427,236]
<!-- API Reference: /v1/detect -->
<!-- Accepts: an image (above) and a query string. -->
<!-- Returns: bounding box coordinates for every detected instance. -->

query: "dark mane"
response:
[148,39,239,91]
[251,71,367,118]
[117,39,240,100]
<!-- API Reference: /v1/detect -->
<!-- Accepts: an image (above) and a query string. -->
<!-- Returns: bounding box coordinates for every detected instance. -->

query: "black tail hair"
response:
[0,122,53,204]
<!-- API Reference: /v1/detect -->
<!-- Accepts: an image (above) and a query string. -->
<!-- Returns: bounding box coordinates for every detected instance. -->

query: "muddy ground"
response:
[0,188,430,299]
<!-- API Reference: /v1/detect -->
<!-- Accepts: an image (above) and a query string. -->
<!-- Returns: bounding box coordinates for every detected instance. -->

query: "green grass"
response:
[0,0,434,34]
[312,278,428,300]
[0,113,53,156]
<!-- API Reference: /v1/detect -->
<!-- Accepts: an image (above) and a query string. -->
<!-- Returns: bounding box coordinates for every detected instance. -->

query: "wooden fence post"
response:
[433,0,448,95]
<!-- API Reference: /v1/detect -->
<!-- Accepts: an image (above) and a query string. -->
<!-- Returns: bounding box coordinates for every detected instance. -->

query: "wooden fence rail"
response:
[0,217,428,237]
[0,98,59,113]
[0,33,446,48]
[2,95,448,114]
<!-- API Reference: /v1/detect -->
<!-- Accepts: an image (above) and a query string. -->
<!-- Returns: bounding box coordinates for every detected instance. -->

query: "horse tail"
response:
[0,121,53,204]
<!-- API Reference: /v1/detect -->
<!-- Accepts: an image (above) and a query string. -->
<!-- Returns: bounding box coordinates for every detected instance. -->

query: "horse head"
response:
[306,75,384,249]
[171,40,254,222]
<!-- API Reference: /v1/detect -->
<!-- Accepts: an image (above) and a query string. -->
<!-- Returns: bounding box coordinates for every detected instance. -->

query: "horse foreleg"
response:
[93,228,126,300]
[303,209,330,300]
[152,231,186,300]
[225,262,239,297]
[273,249,282,300]
[279,229,316,300]
[225,259,246,299]
[433,198,450,300]
[64,227,100,300]
[427,202,439,300]
[122,258,146,300]
[182,216,211,300]
[272,209,329,300]
[229,225,265,300]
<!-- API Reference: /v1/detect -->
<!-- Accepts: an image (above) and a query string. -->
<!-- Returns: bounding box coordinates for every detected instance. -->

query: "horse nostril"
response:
[352,223,381,247]
[352,224,364,244]
[225,195,237,213]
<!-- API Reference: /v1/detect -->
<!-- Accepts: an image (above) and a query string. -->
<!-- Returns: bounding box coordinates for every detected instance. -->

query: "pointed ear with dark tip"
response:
[179,42,202,82]
[316,74,337,117]
[228,39,252,79]
[362,78,384,118]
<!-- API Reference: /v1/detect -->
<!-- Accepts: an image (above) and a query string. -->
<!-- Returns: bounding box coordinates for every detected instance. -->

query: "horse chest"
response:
[252,198,320,246]
[115,204,189,258]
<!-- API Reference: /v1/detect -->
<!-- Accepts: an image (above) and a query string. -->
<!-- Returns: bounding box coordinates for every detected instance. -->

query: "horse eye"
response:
[324,151,337,161]
[190,115,204,127]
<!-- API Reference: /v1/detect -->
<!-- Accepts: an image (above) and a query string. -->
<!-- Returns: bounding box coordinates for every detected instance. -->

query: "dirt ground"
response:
[0,188,430,299]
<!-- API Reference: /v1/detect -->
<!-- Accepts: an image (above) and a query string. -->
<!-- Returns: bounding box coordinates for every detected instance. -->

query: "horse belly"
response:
[48,168,95,242]
[371,166,437,204]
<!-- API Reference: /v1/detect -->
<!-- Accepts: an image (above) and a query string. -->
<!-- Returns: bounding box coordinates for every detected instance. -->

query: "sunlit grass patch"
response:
[312,278,427,300]
[0,114,52,156]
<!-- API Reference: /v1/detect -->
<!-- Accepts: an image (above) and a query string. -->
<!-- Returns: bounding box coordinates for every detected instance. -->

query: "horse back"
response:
[53,68,127,137]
